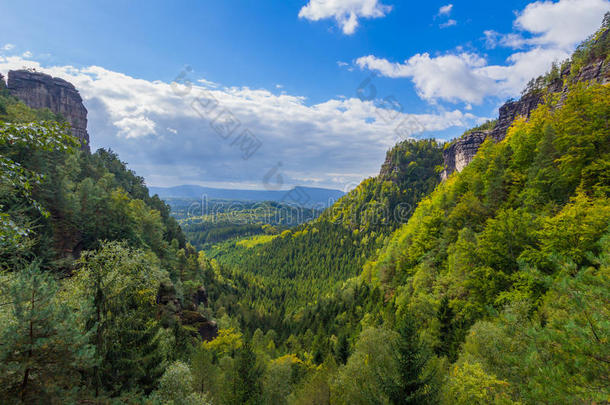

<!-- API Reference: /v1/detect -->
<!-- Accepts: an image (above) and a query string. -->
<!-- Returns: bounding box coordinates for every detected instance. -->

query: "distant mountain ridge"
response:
[149,184,345,207]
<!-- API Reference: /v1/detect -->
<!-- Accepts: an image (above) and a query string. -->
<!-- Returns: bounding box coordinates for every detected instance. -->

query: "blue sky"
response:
[0,0,608,190]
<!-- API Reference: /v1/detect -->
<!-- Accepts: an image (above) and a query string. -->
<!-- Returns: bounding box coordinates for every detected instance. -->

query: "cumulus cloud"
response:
[514,0,609,49]
[358,0,609,104]
[22,51,32,58]
[298,0,393,34]
[480,47,570,95]
[438,4,453,16]
[0,55,481,189]
[114,115,157,139]
[2,44,15,51]
[357,53,495,104]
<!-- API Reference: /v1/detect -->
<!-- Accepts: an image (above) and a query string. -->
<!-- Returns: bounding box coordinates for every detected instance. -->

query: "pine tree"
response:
[76,241,165,396]
[386,315,436,405]
[0,264,94,402]
[334,333,350,365]
[191,344,214,394]
[436,296,458,361]
[233,340,262,405]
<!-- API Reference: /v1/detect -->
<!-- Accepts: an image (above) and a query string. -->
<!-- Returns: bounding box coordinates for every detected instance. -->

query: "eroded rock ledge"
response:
[441,51,610,180]
[6,69,90,152]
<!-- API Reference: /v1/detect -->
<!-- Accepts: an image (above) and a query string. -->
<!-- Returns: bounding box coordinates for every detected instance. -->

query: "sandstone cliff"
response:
[441,27,610,180]
[440,131,488,181]
[7,70,90,152]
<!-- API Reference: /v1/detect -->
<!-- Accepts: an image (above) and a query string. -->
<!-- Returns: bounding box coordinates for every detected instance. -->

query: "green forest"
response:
[1,14,609,405]
[166,198,322,250]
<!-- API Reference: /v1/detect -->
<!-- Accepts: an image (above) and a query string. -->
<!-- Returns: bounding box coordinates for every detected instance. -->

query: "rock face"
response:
[6,70,90,152]
[572,58,610,84]
[156,281,218,342]
[441,56,610,179]
[488,92,545,142]
[379,146,403,181]
[190,286,209,310]
[440,131,489,180]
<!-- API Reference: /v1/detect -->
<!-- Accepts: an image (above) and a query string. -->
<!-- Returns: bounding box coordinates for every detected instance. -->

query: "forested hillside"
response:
[192,17,610,404]
[0,85,215,402]
[207,139,443,310]
[0,12,608,405]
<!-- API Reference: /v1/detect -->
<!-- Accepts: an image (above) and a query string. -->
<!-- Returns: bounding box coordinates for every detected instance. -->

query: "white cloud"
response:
[484,30,530,49]
[482,46,570,91]
[485,0,609,50]
[298,0,393,34]
[114,115,157,139]
[2,44,15,51]
[439,19,457,28]
[0,55,481,189]
[337,60,355,71]
[514,0,609,49]
[197,78,219,88]
[357,53,495,104]
[438,4,453,16]
[436,4,456,28]
[358,0,609,104]
[22,51,33,58]
[483,30,499,48]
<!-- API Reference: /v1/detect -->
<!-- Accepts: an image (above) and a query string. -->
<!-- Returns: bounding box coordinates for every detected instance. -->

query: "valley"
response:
[0,5,608,405]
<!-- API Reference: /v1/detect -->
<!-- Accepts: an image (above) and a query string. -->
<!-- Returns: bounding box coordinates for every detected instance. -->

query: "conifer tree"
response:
[386,315,436,405]
[334,334,350,365]
[76,241,165,396]
[233,340,263,405]
[0,264,94,402]
[436,296,458,361]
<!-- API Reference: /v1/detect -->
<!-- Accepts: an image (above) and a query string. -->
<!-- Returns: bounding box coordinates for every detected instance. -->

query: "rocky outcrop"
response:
[156,281,218,342]
[6,70,90,152]
[441,56,609,179]
[440,131,489,180]
[189,286,209,310]
[182,310,219,342]
[572,58,610,84]
[488,92,545,142]
[379,146,402,181]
